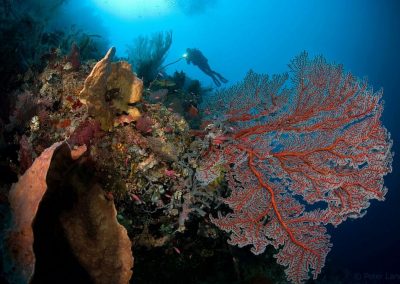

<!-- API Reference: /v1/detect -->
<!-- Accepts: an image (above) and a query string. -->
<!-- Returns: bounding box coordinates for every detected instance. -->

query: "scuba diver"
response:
[183,48,228,87]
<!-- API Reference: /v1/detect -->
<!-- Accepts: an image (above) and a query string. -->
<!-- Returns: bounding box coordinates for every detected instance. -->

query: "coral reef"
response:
[198,53,393,283]
[0,41,392,284]
[2,46,234,283]
[0,0,110,135]
[145,72,205,129]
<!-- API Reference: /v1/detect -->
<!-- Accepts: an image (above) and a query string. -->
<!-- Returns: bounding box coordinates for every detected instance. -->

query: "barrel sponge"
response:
[79,47,143,131]
[5,143,133,283]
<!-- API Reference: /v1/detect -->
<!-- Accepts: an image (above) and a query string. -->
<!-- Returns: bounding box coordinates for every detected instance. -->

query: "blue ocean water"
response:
[60,0,400,280]
[2,0,399,283]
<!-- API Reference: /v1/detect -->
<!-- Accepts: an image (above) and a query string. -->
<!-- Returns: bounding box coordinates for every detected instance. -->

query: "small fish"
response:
[125,157,130,167]
[130,193,143,204]
[200,120,213,130]
[164,126,173,133]
[153,79,176,87]
[165,169,177,178]
[149,88,168,101]
[204,108,212,115]
[187,105,199,118]
[173,247,181,254]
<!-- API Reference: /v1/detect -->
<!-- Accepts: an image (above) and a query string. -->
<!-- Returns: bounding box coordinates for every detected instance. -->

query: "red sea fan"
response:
[197,52,393,283]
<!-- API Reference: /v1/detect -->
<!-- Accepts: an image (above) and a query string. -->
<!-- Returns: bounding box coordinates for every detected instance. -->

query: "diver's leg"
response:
[213,71,228,83]
[212,76,221,87]
[199,66,212,76]
[200,67,221,86]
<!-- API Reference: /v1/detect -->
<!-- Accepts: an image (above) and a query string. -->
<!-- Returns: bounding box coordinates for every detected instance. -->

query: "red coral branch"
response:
[199,52,393,283]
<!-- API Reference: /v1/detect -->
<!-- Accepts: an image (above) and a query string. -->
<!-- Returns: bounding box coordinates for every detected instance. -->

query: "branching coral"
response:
[126,31,172,84]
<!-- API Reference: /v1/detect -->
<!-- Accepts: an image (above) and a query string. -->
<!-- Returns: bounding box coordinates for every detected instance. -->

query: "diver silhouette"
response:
[184,48,228,87]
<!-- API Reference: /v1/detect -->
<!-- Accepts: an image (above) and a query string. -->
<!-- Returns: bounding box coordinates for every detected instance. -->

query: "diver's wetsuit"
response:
[185,48,228,87]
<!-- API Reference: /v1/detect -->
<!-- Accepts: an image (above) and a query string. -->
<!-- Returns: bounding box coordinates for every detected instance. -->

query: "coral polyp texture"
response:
[198,52,393,283]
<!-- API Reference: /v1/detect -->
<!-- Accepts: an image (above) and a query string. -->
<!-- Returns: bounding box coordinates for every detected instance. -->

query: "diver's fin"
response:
[212,76,221,87]
[214,72,228,83]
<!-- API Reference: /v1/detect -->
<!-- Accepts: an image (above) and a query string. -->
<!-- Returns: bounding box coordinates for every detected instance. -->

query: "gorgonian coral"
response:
[197,52,393,283]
